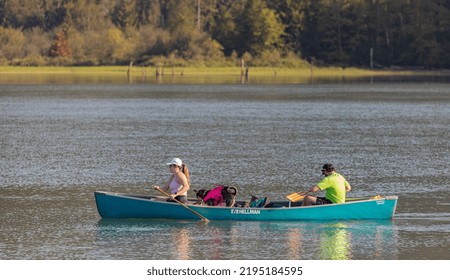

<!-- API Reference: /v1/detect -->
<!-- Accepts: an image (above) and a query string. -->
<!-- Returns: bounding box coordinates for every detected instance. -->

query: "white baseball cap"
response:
[166,158,182,167]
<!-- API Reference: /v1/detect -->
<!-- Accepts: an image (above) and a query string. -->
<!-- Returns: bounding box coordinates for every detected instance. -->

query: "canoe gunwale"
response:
[95,191,396,210]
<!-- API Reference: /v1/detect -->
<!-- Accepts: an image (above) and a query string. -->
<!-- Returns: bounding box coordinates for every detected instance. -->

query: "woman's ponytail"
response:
[181,164,190,185]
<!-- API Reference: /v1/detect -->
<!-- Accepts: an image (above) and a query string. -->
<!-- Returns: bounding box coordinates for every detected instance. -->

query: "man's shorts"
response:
[315,197,333,205]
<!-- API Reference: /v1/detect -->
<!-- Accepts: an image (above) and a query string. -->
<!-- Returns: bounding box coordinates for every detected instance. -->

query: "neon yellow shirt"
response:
[317,172,349,203]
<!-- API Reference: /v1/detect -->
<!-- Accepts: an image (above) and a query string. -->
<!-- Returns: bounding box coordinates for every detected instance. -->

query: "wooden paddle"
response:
[153,186,209,223]
[286,191,309,202]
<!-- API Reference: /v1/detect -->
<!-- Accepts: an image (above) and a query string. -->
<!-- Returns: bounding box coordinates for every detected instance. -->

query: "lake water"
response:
[0,75,449,260]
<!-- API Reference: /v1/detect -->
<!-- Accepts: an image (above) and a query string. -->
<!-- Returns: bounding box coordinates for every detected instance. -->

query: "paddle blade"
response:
[286,192,307,202]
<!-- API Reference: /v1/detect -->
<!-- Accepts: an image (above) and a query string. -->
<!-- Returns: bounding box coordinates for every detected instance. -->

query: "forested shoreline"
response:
[0,0,449,68]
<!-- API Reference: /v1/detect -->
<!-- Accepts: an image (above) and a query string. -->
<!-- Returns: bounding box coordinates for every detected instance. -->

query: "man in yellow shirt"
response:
[301,163,352,206]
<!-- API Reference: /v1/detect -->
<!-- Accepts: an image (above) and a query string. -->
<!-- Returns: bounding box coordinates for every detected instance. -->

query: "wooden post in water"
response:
[370,48,374,69]
[127,61,133,83]
[127,62,133,76]
[156,64,162,83]
[156,63,163,77]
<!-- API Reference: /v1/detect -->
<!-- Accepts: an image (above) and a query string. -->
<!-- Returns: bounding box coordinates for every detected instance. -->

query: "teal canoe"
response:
[94,191,398,221]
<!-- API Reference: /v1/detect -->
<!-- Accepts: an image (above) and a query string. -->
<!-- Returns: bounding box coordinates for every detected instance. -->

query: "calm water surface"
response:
[0,78,449,259]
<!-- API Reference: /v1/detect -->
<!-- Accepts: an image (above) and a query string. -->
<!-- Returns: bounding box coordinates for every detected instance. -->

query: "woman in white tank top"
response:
[157,158,190,203]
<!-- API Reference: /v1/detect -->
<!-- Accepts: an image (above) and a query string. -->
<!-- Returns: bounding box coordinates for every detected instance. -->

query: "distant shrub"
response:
[11,56,48,66]
[47,57,74,66]
[251,51,309,68]
[0,27,26,61]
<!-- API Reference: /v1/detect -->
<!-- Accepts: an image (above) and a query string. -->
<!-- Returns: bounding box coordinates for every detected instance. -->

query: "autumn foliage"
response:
[0,0,448,68]
[49,29,72,58]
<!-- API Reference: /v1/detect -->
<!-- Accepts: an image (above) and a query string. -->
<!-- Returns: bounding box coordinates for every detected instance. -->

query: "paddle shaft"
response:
[153,186,209,222]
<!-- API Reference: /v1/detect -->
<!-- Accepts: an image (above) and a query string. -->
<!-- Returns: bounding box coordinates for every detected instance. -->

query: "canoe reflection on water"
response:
[318,223,350,259]
[95,219,397,260]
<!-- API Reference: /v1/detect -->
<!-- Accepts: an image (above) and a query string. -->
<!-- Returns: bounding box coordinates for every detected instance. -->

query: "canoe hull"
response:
[94,191,397,221]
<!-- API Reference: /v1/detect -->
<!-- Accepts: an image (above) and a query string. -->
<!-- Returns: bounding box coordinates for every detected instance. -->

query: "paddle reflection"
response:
[287,228,302,259]
[209,226,225,259]
[173,228,191,260]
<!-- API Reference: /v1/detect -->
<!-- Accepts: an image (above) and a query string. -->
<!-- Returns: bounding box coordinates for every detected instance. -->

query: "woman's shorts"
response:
[167,195,188,204]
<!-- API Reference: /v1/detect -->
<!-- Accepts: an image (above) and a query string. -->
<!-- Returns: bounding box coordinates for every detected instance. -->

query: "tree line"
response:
[0,0,449,68]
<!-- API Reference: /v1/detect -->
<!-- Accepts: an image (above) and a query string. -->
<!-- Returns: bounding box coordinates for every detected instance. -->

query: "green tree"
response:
[40,0,67,31]
[164,0,202,59]
[300,0,321,62]
[209,1,245,56]
[338,0,369,66]
[403,0,448,67]
[267,0,307,54]
[24,27,52,58]
[112,0,135,29]
[135,24,170,59]
[0,26,25,61]
[0,0,45,29]
[131,0,158,27]
[105,27,137,63]
[65,0,111,31]
[301,0,365,66]
[238,0,284,56]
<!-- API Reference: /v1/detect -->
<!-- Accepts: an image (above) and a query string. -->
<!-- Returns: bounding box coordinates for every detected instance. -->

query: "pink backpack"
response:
[202,186,225,206]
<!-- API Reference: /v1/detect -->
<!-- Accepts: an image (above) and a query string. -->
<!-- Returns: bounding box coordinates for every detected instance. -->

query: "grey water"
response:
[1,77,449,259]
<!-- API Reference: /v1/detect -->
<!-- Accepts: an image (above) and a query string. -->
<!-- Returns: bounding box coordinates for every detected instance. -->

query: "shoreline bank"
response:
[1,66,446,77]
